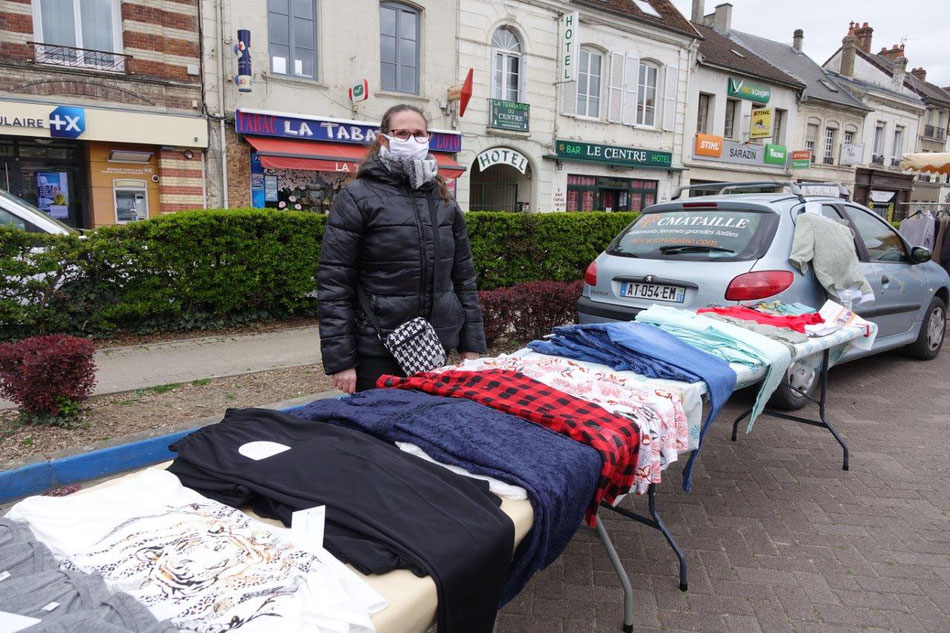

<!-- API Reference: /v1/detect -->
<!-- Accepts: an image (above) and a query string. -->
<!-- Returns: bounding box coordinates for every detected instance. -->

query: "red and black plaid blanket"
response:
[378,369,640,525]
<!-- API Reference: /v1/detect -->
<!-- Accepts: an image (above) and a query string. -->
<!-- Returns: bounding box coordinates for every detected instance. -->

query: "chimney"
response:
[711,3,732,34]
[793,29,803,52]
[911,67,927,82]
[691,0,704,23]
[853,21,873,53]
[840,28,857,78]
[892,55,907,91]
[878,43,905,62]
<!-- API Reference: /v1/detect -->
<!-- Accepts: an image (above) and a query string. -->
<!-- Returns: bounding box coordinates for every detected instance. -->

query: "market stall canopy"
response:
[244,136,466,179]
[899,152,950,175]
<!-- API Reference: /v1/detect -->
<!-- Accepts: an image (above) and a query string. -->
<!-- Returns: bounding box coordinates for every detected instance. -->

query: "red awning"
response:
[244,136,466,179]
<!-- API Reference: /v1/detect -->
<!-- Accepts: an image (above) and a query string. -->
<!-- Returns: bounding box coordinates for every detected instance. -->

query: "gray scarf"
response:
[378,146,439,190]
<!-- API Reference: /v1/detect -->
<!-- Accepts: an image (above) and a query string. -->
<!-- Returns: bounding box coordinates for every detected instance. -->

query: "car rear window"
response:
[607,208,778,261]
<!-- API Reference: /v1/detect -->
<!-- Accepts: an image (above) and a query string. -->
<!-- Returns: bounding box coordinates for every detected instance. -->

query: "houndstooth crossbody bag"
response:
[356,197,447,376]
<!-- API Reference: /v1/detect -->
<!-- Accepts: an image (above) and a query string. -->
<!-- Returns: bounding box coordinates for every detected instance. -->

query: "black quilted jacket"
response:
[317,156,487,375]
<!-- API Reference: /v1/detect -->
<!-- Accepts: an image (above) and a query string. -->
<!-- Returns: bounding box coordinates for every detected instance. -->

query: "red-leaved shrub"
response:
[479,280,583,347]
[0,334,97,419]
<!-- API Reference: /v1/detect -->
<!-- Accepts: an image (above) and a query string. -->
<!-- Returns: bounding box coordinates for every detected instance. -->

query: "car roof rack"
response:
[671,181,852,201]
[671,181,803,200]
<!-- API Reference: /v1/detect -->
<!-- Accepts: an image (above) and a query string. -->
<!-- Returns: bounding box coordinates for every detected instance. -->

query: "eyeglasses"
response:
[387,130,430,143]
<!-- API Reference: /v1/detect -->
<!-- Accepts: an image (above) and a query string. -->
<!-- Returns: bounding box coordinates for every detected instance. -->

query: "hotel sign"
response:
[555,139,672,169]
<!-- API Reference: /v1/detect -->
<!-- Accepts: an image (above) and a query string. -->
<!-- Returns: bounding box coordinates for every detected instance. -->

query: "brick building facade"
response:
[0,0,208,227]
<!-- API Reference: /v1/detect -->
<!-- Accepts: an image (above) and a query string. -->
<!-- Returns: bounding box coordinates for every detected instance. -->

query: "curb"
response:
[0,391,339,505]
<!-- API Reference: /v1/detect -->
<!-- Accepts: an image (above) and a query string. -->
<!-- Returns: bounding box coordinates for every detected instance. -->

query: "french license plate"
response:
[621,282,686,303]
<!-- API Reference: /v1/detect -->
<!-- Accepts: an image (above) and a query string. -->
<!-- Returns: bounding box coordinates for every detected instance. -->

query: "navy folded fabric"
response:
[530,321,737,491]
[296,389,602,604]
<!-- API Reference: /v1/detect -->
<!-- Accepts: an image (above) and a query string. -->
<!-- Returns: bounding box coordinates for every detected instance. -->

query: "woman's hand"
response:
[330,368,357,394]
[459,351,480,362]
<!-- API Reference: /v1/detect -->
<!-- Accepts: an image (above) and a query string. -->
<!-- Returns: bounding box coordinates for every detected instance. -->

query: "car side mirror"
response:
[911,246,932,264]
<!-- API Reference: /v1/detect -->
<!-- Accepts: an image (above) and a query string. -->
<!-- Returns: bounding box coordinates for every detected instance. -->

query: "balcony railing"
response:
[923,124,946,141]
[871,154,885,165]
[822,156,834,165]
[29,42,131,73]
[891,158,901,167]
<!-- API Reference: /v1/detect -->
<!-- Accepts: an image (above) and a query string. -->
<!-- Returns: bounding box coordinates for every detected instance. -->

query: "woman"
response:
[317,104,487,393]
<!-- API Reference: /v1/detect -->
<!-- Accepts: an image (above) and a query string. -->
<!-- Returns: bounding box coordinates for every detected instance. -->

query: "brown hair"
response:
[359,104,451,203]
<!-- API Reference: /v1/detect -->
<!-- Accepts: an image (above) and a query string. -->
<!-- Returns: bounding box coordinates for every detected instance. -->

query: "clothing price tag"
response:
[291,506,326,549]
[0,571,10,582]
[0,611,41,633]
[41,602,59,612]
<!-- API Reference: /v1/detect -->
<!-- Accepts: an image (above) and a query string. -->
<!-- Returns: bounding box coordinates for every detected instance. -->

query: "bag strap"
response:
[356,287,384,340]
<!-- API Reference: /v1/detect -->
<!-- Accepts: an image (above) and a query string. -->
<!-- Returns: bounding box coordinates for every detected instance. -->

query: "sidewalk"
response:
[0,326,322,409]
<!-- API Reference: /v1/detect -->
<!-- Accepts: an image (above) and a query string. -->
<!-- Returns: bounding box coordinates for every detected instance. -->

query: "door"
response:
[840,204,928,338]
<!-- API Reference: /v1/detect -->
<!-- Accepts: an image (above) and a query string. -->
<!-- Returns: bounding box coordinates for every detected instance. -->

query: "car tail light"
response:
[584,261,597,286]
[725,270,794,301]
[682,202,718,209]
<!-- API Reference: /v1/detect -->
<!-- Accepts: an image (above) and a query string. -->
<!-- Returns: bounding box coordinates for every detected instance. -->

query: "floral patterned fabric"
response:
[437,355,690,495]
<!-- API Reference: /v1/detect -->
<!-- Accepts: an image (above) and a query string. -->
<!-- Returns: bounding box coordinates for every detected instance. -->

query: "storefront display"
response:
[35,171,69,219]
[237,109,465,212]
[566,175,657,212]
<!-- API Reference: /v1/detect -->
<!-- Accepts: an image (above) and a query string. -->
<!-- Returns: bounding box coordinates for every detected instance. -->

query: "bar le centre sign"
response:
[556,140,672,169]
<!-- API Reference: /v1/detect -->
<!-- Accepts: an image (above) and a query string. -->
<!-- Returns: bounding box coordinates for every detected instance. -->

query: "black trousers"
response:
[168,408,513,633]
[356,354,404,392]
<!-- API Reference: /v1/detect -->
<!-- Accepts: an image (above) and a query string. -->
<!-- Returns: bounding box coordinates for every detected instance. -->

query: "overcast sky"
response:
[668,0,950,87]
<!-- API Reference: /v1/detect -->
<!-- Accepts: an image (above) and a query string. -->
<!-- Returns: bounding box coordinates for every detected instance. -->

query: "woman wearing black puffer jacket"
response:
[317,104,487,393]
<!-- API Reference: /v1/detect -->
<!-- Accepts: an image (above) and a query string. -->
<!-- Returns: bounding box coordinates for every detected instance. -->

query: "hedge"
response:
[1,209,638,339]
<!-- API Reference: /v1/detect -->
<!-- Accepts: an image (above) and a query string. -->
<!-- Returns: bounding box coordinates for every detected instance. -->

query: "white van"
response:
[0,188,77,235]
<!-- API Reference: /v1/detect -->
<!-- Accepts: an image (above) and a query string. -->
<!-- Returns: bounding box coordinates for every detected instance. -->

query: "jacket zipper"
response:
[412,192,426,315]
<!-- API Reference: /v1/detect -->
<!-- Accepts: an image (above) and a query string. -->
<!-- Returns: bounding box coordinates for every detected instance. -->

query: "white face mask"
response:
[384,134,430,161]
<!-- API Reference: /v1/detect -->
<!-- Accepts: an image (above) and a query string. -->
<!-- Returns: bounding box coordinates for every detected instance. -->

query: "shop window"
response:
[724,98,738,139]
[380,2,419,94]
[566,175,656,212]
[491,27,522,103]
[33,0,123,70]
[576,48,603,118]
[636,62,658,127]
[696,93,712,135]
[268,0,317,79]
[113,179,148,223]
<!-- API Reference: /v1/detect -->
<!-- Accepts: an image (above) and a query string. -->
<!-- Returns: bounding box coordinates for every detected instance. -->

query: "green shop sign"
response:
[555,140,673,169]
[489,99,530,132]
[727,77,771,104]
[763,143,787,165]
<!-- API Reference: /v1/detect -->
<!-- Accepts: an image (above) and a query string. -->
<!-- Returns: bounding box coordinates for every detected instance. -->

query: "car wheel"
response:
[904,296,947,360]
[768,354,821,411]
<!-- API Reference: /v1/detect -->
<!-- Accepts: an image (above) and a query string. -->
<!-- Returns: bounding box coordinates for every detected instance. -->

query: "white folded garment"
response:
[396,442,528,500]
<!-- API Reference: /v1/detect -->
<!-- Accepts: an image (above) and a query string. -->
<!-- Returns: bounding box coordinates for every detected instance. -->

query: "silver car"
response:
[578,183,950,409]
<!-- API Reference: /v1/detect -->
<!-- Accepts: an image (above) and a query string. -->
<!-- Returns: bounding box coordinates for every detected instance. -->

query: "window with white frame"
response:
[576,48,602,118]
[697,93,712,134]
[268,0,317,78]
[724,98,739,139]
[873,122,885,156]
[491,27,522,103]
[844,130,854,145]
[805,122,819,161]
[380,2,420,94]
[772,108,786,144]
[636,62,658,126]
[823,127,837,163]
[893,126,903,158]
[34,0,122,69]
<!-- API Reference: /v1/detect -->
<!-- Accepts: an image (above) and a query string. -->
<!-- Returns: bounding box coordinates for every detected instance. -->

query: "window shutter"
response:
[608,52,624,123]
[621,55,639,125]
[561,79,577,116]
[662,64,678,131]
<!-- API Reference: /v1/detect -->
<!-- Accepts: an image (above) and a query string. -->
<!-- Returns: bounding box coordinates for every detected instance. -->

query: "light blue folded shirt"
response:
[635,306,791,433]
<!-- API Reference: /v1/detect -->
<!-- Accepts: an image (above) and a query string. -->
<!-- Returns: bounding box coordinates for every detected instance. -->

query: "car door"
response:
[840,204,927,338]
